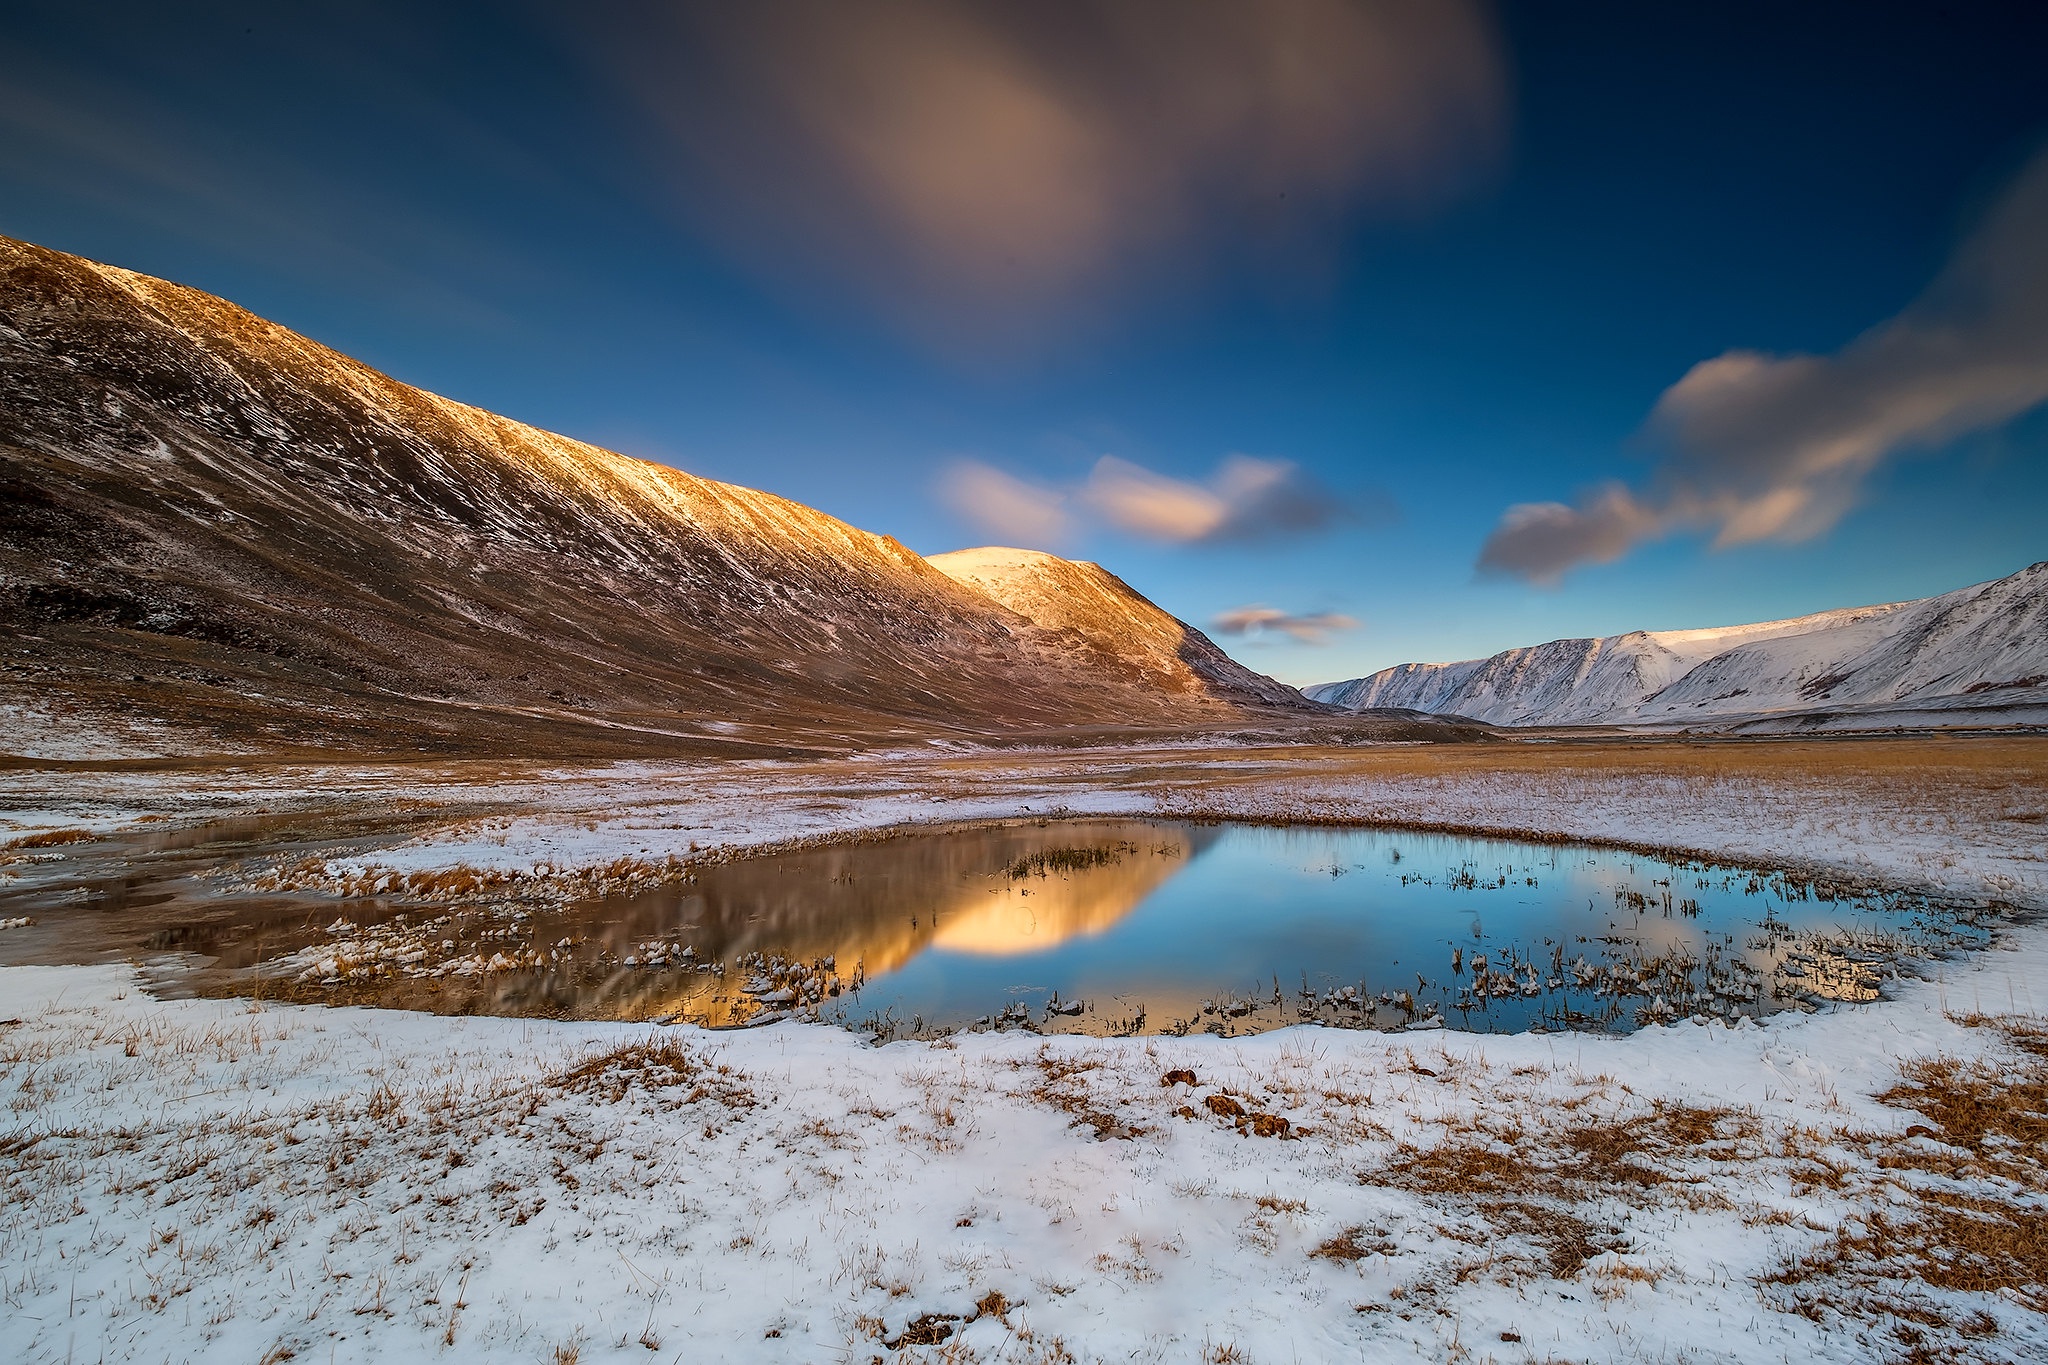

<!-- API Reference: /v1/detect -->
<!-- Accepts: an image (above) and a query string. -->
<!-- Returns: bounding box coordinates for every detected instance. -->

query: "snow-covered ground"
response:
[3,741,2045,1363]
[6,740,2041,908]
[3,926,2043,1363]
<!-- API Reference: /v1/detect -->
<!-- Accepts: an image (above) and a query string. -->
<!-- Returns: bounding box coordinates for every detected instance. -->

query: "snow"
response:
[2,914,2042,1362]
[1310,561,2048,728]
[3,744,2046,1362]
[6,742,2045,910]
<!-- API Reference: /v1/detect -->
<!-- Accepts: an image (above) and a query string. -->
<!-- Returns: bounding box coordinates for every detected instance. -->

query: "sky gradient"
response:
[4,1,2045,685]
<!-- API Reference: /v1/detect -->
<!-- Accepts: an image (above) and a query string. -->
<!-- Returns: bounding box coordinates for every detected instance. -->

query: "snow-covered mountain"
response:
[1307,564,2048,730]
[0,235,1317,756]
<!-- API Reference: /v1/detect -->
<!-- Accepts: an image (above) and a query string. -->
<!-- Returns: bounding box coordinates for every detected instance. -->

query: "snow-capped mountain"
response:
[1307,564,2048,730]
[0,235,1314,756]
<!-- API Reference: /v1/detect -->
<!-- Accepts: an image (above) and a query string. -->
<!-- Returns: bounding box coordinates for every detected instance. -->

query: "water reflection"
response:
[1,818,1994,1037]
[669,823,1204,980]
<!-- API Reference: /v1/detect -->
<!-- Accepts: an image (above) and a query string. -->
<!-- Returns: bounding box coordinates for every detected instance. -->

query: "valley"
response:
[4,237,2044,1365]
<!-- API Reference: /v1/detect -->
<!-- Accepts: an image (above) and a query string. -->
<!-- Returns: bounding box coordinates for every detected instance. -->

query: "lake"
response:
[3,816,1987,1037]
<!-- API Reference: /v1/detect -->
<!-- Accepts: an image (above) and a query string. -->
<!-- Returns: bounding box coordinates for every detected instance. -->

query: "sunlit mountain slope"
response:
[0,236,1315,757]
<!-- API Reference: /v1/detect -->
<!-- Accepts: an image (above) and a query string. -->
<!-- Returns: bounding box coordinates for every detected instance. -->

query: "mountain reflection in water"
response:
[215,821,1209,1027]
[3,818,1990,1037]
[930,841,1195,956]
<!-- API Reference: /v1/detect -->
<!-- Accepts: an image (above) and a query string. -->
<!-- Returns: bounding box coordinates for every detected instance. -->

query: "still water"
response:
[4,817,1986,1037]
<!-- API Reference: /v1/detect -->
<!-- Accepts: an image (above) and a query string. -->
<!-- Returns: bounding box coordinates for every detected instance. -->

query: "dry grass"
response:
[1166,735,2048,795]
[7,827,98,848]
[1309,1226,1398,1263]
[1769,1013,2048,1342]
[1002,843,1137,879]
[549,1035,755,1113]
[1374,1099,1761,1278]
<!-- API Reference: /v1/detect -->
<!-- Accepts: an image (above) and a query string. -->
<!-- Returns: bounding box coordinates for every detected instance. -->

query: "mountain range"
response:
[0,235,1362,759]
[1308,563,2048,731]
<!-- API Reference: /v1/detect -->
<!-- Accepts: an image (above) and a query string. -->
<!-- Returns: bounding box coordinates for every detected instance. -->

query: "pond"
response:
[0,817,1994,1037]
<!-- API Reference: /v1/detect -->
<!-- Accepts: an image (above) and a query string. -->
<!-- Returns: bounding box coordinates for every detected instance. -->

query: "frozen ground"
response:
[4,929,2044,1364]
[4,739,2045,907]
[3,739,2045,1363]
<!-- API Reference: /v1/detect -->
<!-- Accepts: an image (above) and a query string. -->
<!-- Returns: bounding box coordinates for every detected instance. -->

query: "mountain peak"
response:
[927,547,1304,707]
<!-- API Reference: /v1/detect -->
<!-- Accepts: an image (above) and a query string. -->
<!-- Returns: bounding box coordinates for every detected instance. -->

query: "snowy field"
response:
[4,738,2045,906]
[3,739,2045,1363]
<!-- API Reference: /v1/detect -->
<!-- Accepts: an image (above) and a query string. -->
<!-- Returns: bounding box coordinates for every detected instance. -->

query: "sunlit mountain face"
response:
[0,236,1340,758]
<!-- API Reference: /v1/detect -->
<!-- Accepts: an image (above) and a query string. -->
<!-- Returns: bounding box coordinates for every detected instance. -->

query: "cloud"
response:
[585,0,1505,347]
[1082,455,1343,543]
[937,461,1073,545]
[1079,457,1231,541]
[1211,605,1360,646]
[941,454,1356,547]
[1477,143,2048,583]
[1474,484,1663,586]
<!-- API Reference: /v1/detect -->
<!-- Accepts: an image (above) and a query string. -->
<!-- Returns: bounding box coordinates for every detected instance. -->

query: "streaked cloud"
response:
[589,0,1505,348]
[940,454,1355,547]
[936,461,1074,545]
[1479,144,2048,584]
[1083,455,1341,543]
[1211,605,1360,646]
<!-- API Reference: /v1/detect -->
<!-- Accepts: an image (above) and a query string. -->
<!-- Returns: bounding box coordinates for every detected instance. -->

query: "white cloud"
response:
[937,461,1072,545]
[1080,457,1232,541]
[1478,144,2048,583]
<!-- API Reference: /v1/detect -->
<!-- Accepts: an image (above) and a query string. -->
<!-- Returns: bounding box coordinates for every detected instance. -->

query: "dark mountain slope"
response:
[0,236,1314,758]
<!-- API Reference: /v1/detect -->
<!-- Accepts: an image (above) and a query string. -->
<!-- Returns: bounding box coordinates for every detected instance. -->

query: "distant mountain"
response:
[1307,563,2048,731]
[0,235,1318,758]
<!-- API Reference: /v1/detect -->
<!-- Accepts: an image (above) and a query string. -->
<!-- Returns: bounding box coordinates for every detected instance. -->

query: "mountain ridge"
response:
[1307,564,2048,731]
[0,234,1334,758]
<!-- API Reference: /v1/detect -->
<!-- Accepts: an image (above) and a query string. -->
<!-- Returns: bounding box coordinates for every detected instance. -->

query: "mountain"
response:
[0,235,1320,759]
[1307,564,2048,731]
[927,548,1304,708]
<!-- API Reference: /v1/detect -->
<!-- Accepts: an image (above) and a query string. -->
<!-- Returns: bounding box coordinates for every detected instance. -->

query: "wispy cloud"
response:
[940,454,1358,547]
[1479,144,2048,585]
[1475,484,1663,584]
[936,461,1074,545]
[1211,605,1360,646]
[1082,455,1343,543]
[587,0,1505,349]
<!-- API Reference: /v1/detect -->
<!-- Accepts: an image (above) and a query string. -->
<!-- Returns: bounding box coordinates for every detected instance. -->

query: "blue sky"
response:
[4,1,2045,685]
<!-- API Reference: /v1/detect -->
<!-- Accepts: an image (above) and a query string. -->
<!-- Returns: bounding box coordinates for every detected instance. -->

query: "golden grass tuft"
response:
[1309,1226,1396,1263]
[1770,1014,2048,1329]
[1374,1100,1759,1278]
[549,1036,755,1112]
[9,827,97,848]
